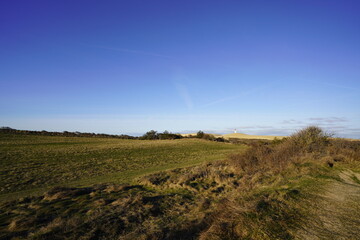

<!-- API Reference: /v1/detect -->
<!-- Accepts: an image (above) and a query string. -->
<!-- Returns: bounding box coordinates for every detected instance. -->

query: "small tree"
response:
[196,131,204,138]
[141,130,159,140]
[159,130,182,140]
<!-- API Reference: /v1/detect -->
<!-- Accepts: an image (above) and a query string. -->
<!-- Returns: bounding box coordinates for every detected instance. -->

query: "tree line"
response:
[0,127,226,142]
[0,127,136,139]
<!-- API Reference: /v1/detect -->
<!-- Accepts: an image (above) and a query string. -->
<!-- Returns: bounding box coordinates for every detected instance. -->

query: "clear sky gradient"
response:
[1,0,359,137]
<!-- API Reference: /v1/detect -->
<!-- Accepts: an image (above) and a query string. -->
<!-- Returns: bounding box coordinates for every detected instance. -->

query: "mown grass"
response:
[0,133,245,201]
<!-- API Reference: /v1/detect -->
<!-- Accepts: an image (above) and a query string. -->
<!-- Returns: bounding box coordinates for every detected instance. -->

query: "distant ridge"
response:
[222,133,284,140]
[181,132,284,140]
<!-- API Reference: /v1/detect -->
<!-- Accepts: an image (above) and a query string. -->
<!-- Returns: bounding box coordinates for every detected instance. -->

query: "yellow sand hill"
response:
[222,133,284,140]
[181,133,284,140]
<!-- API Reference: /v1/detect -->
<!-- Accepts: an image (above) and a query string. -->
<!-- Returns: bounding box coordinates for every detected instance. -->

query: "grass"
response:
[1,127,360,239]
[0,133,245,201]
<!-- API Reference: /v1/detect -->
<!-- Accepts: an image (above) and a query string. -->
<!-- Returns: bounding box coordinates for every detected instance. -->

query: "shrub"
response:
[202,134,215,141]
[288,126,332,153]
[214,137,226,142]
[196,131,205,138]
[140,130,159,140]
[158,131,182,140]
[229,126,336,173]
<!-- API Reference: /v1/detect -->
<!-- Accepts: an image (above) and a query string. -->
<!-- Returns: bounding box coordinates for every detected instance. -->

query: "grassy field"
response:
[1,128,359,239]
[0,134,245,201]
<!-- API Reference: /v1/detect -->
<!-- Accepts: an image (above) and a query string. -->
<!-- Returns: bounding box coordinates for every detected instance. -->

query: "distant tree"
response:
[159,130,182,140]
[196,131,204,138]
[202,133,215,141]
[0,127,139,139]
[141,130,159,140]
[0,127,13,130]
[214,137,225,142]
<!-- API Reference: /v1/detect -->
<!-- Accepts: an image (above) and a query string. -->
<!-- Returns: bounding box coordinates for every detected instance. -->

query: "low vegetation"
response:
[0,127,136,139]
[1,126,359,239]
[139,130,183,140]
[0,134,244,201]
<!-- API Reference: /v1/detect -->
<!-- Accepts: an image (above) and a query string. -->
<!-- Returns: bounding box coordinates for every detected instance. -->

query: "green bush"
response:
[196,131,205,138]
[140,130,159,140]
[140,130,182,140]
[158,131,182,140]
[289,126,332,153]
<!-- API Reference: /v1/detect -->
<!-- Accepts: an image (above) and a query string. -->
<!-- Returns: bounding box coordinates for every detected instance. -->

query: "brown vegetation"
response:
[1,126,359,239]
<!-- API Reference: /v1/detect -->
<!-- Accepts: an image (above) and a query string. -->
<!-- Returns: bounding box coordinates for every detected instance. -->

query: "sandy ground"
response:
[222,133,284,140]
[181,132,285,140]
[296,170,360,239]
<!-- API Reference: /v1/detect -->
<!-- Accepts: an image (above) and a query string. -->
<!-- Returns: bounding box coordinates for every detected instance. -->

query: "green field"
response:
[0,134,245,201]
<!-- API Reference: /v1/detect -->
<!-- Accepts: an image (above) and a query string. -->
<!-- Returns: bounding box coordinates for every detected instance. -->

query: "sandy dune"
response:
[222,133,284,140]
[181,133,285,140]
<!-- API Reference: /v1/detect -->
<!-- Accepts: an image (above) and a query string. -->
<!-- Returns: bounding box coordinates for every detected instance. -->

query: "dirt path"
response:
[296,170,360,240]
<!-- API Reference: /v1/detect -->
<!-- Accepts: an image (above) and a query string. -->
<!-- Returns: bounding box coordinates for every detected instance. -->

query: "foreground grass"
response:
[0,134,245,201]
[1,127,359,239]
[1,145,358,239]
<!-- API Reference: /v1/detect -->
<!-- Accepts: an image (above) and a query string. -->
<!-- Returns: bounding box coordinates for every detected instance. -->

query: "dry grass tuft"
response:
[43,187,93,201]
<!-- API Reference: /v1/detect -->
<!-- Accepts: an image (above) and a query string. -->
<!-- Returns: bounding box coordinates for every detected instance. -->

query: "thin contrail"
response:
[89,45,173,59]
[175,83,194,110]
[322,82,358,91]
[203,83,271,107]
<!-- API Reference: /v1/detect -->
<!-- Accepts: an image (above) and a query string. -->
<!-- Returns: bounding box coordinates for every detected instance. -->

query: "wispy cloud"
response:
[281,119,304,125]
[322,82,358,91]
[278,117,360,138]
[308,117,347,124]
[229,125,275,130]
[203,95,240,107]
[175,83,194,110]
[219,125,296,136]
[203,83,271,107]
[90,45,173,59]
[224,123,360,138]
[282,117,347,125]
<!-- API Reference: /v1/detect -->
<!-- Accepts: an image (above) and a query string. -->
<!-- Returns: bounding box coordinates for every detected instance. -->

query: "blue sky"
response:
[1,0,359,137]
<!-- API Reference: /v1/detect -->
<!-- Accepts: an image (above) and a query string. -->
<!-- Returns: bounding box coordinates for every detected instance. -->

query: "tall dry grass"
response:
[198,126,360,239]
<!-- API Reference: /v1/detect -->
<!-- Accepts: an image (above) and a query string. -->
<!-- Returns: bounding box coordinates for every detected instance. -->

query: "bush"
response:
[194,131,221,141]
[288,126,332,153]
[229,126,336,173]
[140,130,159,140]
[202,134,215,141]
[196,131,205,138]
[158,131,182,140]
[215,137,226,142]
[140,130,183,140]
